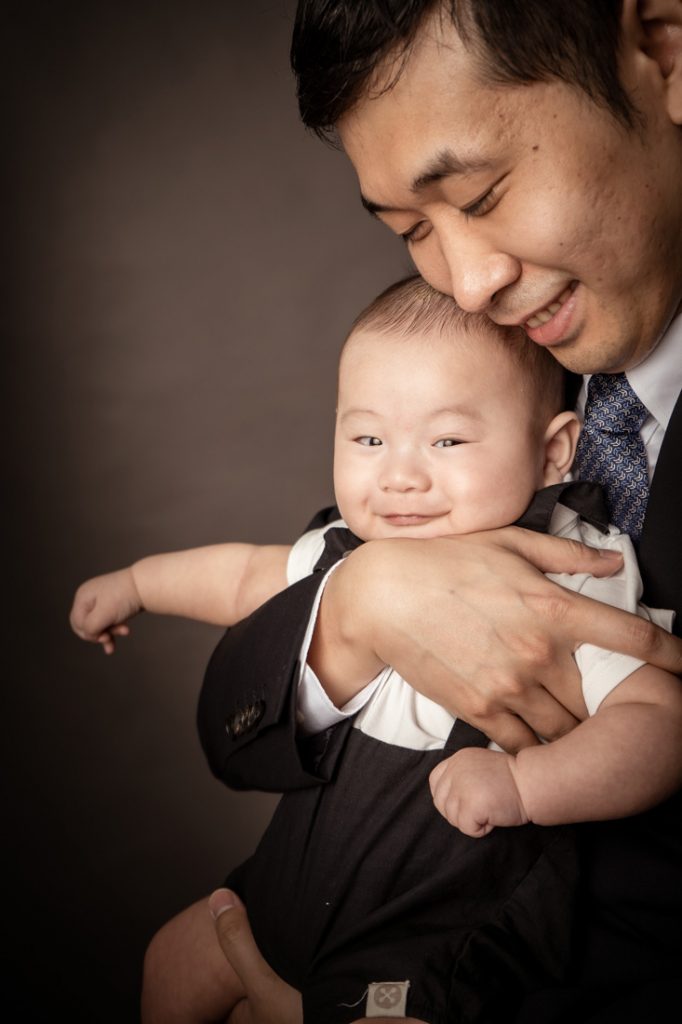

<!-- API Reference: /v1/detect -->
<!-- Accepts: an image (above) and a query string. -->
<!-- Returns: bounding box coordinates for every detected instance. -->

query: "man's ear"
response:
[542,411,581,486]
[624,0,682,123]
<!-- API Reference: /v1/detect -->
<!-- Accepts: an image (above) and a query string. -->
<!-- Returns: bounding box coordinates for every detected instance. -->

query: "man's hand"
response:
[316,527,682,753]
[209,890,427,1024]
[69,568,141,654]
[209,889,302,1024]
[430,748,528,837]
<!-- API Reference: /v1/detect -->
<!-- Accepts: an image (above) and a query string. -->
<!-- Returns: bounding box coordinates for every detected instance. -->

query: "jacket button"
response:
[225,699,265,739]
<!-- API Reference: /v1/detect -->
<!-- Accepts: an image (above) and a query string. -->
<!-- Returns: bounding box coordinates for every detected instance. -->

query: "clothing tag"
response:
[365,980,410,1017]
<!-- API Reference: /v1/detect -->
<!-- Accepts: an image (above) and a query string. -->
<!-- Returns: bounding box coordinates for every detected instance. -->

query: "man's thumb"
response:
[208,889,272,987]
[208,888,303,1023]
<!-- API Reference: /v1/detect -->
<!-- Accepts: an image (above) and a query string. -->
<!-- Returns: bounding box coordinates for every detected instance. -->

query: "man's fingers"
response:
[495,526,682,676]
[503,667,583,740]
[531,589,682,676]
[470,710,539,755]
[508,698,580,744]
[209,887,243,920]
[209,890,276,989]
[209,890,303,1024]
[500,526,623,577]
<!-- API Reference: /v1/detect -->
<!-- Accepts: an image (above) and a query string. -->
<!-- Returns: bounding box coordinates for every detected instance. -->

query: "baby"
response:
[71,277,681,1024]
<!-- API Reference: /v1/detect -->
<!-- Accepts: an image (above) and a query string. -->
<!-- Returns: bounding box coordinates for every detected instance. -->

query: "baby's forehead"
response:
[339,322,519,374]
[337,321,559,420]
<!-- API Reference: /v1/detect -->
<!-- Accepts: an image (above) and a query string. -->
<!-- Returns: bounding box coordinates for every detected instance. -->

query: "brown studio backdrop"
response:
[5,1,408,1019]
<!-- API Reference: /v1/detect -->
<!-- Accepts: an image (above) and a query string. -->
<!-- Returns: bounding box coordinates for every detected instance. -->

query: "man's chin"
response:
[534,323,661,376]
[538,340,633,377]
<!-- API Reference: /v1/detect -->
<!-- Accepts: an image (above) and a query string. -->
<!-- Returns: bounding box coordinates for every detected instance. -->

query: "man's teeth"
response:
[526,287,573,327]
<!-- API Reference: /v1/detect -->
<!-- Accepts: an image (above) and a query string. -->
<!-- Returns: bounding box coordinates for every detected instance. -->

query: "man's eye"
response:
[461,184,499,220]
[433,438,461,448]
[400,220,431,245]
[356,436,382,446]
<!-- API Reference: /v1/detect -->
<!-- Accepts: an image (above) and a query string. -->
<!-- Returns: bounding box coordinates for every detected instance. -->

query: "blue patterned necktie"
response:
[574,373,650,541]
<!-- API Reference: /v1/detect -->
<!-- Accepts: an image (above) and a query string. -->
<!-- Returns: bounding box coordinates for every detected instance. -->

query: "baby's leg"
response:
[141,897,246,1024]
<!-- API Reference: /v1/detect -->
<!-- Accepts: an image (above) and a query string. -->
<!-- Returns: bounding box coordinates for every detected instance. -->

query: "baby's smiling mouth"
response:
[381,512,445,525]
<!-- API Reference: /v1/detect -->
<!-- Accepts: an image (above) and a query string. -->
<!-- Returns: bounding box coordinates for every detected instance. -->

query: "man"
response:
[197,1,682,1019]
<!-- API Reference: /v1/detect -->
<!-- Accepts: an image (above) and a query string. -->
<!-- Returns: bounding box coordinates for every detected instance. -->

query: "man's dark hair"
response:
[292,1,637,141]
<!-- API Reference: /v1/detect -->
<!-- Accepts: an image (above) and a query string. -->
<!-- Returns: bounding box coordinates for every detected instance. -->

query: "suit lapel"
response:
[638,389,682,631]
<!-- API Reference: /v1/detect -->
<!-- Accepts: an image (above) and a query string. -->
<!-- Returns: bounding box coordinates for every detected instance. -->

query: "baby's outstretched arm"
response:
[430,663,682,837]
[70,543,291,653]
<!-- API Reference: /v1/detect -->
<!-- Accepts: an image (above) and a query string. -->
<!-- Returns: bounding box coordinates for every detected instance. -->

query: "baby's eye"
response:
[433,438,460,448]
[356,436,382,446]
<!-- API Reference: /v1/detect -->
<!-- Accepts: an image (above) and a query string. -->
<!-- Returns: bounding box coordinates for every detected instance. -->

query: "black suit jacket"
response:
[515,389,682,1019]
[196,388,682,1017]
[197,503,350,791]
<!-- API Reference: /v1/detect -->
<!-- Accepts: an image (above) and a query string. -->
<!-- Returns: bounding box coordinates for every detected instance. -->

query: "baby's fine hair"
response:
[347,274,568,418]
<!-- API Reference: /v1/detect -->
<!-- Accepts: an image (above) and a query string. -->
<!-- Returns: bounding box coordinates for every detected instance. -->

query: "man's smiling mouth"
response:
[524,282,577,328]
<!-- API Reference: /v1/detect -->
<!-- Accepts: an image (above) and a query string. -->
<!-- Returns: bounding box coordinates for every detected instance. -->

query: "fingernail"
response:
[208,888,239,920]
[597,549,622,559]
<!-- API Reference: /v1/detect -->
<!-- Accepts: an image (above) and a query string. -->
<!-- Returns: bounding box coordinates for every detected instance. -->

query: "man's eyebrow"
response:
[360,194,396,217]
[410,149,491,193]
[360,148,492,216]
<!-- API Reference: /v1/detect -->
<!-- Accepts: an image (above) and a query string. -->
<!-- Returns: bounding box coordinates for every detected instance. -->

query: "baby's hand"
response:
[429,747,529,838]
[70,568,142,654]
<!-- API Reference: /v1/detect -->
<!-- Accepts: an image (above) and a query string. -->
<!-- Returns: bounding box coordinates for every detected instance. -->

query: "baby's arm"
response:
[430,663,682,837]
[70,543,291,653]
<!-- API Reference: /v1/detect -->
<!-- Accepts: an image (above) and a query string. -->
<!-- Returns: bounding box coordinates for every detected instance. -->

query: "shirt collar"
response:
[577,302,682,428]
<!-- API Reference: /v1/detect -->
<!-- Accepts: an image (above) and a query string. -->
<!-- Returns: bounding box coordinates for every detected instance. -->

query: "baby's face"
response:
[334,326,550,541]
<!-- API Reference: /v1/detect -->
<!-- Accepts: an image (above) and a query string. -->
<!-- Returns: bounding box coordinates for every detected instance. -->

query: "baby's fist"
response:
[429,747,529,837]
[70,568,141,654]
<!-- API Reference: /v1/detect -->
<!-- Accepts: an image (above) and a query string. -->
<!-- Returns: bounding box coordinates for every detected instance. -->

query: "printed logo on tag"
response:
[365,980,410,1017]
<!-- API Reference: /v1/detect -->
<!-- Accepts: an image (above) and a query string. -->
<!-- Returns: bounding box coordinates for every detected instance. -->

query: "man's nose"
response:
[441,233,521,314]
[379,453,431,492]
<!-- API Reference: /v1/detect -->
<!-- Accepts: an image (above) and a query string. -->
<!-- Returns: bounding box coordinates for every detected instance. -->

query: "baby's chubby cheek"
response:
[458,477,537,532]
[334,493,369,538]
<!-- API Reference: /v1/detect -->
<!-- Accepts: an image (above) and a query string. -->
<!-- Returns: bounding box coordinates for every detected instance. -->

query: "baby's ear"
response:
[542,411,581,485]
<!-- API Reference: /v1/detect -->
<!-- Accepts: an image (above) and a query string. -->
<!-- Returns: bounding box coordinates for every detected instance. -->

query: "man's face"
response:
[333,326,548,542]
[338,15,682,375]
